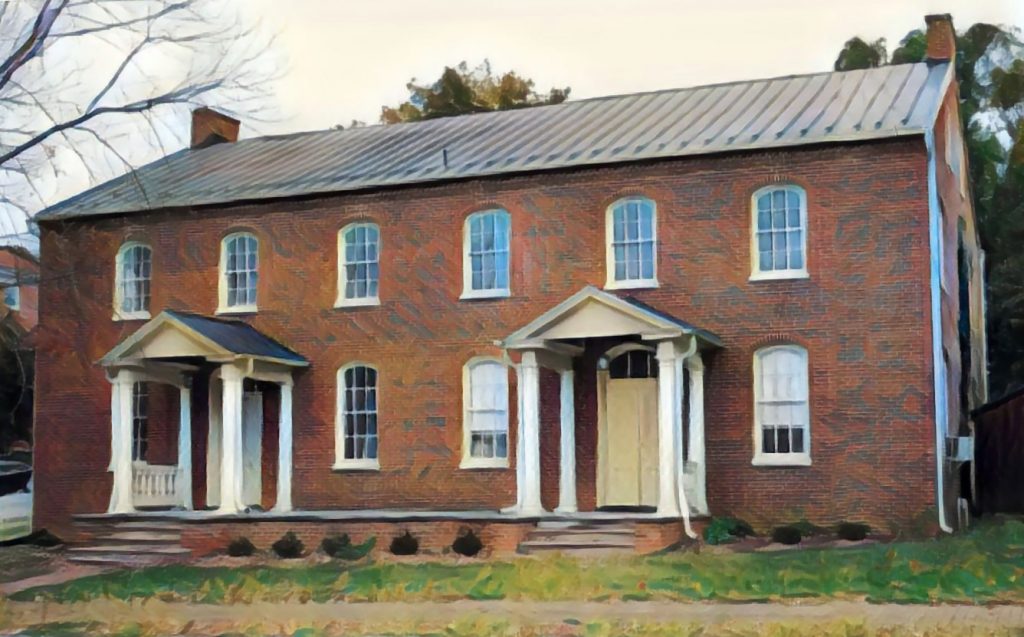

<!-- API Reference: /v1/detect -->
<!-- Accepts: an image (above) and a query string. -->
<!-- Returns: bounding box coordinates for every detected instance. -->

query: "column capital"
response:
[686,353,705,374]
[655,339,677,364]
[221,362,246,382]
[520,350,539,370]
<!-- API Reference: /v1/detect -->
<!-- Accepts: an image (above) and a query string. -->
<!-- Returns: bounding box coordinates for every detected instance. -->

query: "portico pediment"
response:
[502,286,722,349]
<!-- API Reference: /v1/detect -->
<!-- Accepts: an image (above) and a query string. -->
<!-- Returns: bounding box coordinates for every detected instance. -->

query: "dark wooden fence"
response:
[974,387,1024,514]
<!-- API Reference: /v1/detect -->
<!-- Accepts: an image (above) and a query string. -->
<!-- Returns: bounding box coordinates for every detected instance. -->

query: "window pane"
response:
[762,426,776,453]
[792,427,805,454]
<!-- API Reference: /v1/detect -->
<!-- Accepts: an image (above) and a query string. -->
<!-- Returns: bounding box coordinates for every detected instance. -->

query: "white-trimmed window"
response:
[131,381,149,462]
[114,242,151,320]
[2,286,19,311]
[335,364,379,469]
[461,358,510,468]
[606,197,657,289]
[462,209,510,299]
[337,223,380,307]
[753,345,810,466]
[219,232,258,312]
[751,186,807,280]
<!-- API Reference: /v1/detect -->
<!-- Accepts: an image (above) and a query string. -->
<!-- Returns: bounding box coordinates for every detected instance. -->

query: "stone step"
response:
[98,531,182,544]
[68,544,191,555]
[526,531,636,544]
[66,552,183,567]
[518,540,636,555]
[110,520,187,531]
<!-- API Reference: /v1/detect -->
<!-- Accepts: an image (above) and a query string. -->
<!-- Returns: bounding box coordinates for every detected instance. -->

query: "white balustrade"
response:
[131,463,180,507]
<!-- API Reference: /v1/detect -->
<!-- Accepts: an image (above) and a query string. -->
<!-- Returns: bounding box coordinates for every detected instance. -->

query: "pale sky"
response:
[242,0,1023,136]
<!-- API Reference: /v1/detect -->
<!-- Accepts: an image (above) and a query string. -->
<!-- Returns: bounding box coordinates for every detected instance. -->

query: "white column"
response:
[520,351,544,515]
[177,380,193,510]
[514,363,525,511]
[555,369,577,513]
[655,341,681,517]
[687,354,708,515]
[275,380,294,512]
[219,364,245,514]
[108,370,136,514]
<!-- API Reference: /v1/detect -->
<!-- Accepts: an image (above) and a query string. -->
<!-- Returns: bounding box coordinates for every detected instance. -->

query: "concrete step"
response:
[66,552,184,567]
[526,531,636,544]
[109,520,187,532]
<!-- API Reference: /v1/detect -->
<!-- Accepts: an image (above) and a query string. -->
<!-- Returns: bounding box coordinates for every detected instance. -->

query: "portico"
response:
[100,311,307,515]
[502,287,720,529]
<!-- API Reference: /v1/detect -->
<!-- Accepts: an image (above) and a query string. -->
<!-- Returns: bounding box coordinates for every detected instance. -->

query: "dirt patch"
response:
[0,546,62,584]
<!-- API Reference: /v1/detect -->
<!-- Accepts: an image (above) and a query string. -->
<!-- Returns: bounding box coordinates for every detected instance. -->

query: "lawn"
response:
[9,518,1024,606]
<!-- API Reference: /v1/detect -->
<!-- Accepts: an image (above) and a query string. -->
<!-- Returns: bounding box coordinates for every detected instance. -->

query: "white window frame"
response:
[2,286,20,311]
[218,232,259,314]
[752,345,811,466]
[334,362,381,471]
[460,357,511,469]
[113,242,152,321]
[461,209,511,300]
[605,196,658,290]
[749,185,809,281]
[336,222,381,308]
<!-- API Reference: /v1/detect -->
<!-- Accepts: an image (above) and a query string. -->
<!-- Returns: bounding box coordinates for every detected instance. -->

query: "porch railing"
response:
[132,463,179,508]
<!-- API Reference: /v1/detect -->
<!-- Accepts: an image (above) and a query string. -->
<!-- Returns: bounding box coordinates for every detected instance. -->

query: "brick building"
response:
[32,15,987,556]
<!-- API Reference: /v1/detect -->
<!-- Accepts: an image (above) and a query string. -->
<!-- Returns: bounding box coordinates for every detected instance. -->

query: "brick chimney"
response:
[190,107,240,149]
[924,14,956,63]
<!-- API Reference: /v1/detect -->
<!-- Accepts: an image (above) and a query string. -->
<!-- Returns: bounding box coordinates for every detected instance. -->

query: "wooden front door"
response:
[599,349,659,508]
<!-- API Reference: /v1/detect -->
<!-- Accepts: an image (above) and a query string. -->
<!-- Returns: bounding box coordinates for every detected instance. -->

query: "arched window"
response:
[115,242,152,319]
[753,345,810,465]
[461,358,509,467]
[462,209,510,299]
[335,364,379,469]
[219,232,258,312]
[337,223,381,306]
[606,197,657,288]
[751,186,807,279]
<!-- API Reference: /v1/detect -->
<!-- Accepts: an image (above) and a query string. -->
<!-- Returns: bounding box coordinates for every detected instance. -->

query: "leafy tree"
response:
[380,60,570,124]
[834,23,1024,396]
[834,37,887,71]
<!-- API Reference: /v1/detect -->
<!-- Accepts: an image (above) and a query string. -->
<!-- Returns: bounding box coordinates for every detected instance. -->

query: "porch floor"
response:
[74,508,705,523]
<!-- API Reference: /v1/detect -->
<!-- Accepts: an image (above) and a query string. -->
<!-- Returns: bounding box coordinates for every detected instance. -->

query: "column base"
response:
[554,506,578,514]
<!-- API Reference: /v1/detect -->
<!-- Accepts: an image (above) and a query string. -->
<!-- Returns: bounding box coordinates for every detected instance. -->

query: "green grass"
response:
[10,518,1024,605]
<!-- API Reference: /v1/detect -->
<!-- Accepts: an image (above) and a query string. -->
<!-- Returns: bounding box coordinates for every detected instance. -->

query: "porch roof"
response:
[501,286,723,349]
[100,310,307,367]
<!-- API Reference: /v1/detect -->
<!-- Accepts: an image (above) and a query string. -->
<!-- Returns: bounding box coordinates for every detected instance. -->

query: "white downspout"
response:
[926,127,953,534]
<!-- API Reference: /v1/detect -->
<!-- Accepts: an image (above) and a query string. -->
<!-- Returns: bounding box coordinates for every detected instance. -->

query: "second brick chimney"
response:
[191,107,240,149]
[925,14,956,63]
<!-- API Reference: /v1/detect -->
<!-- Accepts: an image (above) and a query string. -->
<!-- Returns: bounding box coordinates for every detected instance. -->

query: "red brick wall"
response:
[35,137,938,537]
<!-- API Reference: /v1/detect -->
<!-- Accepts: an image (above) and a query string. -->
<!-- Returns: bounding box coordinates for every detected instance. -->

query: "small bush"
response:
[702,517,756,545]
[321,533,376,560]
[837,522,871,542]
[226,536,256,557]
[451,529,484,557]
[389,530,419,556]
[27,530,63,548]
[771,525,803,545]
[271,531,305,559]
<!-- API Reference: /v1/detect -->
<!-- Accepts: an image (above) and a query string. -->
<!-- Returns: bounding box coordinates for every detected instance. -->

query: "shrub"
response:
[321,533,376,560]
[451,529,484,557]
[27,530,63,548]
[702,517,755,545]
[226,537,256,557]
[389,530,419,556]
[771,525,802,545]
[271,531,305,559]
[837,522,871,542]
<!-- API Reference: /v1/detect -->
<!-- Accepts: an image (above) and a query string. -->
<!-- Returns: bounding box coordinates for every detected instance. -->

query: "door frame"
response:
[596,343,658,508]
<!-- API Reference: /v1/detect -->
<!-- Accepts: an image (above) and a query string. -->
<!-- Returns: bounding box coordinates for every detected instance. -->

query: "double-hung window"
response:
[462,210,510,299]
[335,364,379,469]
[752,186,807,280]
[753,345,811,466]
[220,233,258,312]
[338,223,380,306]
[461,359,510,468]
[131,381,149,462]
[607,197,657,288]
[114,243,151,319]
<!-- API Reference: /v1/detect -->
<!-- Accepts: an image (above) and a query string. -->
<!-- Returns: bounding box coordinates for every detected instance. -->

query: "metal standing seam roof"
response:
[163,310,307,365]
[39,62,950,221]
